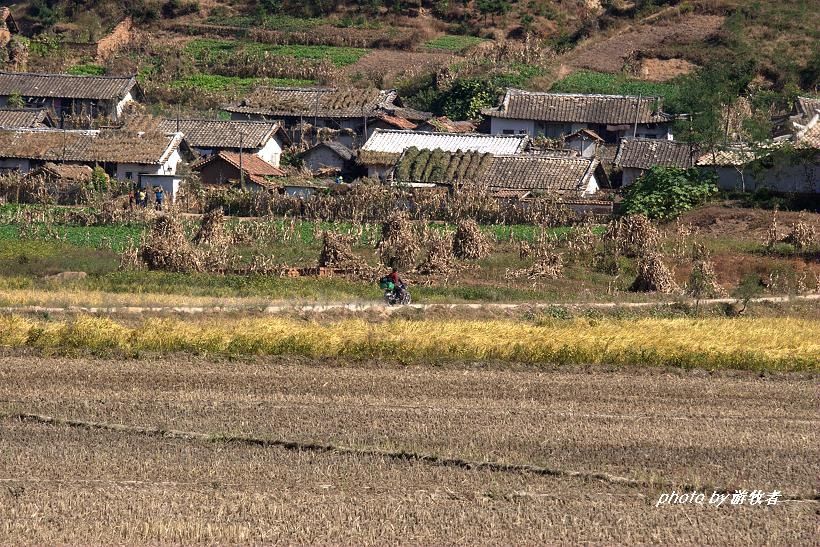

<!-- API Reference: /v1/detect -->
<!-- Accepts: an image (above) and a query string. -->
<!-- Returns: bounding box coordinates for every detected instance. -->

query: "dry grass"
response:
[0,314,817,370]
[0,355,816,544]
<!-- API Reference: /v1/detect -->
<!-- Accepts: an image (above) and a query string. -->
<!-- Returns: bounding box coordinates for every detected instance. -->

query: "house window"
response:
[125,172,133,180]
[502,129,515,135]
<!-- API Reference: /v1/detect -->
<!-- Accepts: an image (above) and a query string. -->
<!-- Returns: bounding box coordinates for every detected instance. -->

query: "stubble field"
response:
[0,355,816,544]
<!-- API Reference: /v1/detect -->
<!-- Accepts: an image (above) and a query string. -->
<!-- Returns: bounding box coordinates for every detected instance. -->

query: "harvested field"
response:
[0,356,816,543]
[341,49,457,85]
[566,15,724,74]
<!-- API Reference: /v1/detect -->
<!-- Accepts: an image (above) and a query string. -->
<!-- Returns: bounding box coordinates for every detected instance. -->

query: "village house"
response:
[482,89,674,142]
[192,150,284,191]
[696,144,818,194]
[224,86,430,146]
[157,118,289,167]
[392,149,604,197]
[415,116,477,134]
[299,141,355,177]
[0,127,184,181]
[614,138,698,186]
[0,71,139,121]
[358,129,529,181]
[0,107,53,128]
[564,129,604,159]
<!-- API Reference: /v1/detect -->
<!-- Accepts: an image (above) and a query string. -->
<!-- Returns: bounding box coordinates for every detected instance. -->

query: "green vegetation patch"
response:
[550,70,682,103]
[425,35,485,52]
[184,38,369,67]
[170,74,315,93]
[67,63,106,76]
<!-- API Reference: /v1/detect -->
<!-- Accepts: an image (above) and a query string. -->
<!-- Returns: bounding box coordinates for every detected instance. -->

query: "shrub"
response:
[621,167,718,220]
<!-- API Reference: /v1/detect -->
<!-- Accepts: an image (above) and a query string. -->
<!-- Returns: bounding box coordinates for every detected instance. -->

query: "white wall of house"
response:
[303,146,346,173]
[115,149,181,181]
[584,174,599,196]
[567,137,598,158]
[0,158,31,173]
[710,162,819,193]
[621,167,645,187]
[256,137,282,166]
[489,117,535,136]
[115,91,134,118]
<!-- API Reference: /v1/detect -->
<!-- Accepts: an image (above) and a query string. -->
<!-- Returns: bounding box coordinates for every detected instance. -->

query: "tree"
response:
[7,92,24,109]
[621,167,718,221]
[90,166,109,193]
[438,79,496,120]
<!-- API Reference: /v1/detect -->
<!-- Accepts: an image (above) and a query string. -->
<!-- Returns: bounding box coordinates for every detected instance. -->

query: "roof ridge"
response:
[507,88,662,100]
[371,128,525,138]
[0,70,136,80]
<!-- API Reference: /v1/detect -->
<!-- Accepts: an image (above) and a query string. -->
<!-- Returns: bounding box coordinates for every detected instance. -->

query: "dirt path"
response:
[1,294,816,316]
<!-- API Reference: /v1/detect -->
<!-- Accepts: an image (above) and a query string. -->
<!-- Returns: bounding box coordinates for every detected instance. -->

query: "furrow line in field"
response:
[4,412,817,502]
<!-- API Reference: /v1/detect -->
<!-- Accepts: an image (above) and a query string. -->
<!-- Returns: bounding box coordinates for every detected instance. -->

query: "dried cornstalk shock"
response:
[687,244,726,298]
[193,208,226,246]
[763,208,779,250]
[604,214,660,258]
[519,241,532,259]
[452,219,490,260]
[670,219,695,261]
[318,231,361,268]
[630,252,678,294]
[138,215,202,273]
[377,210,421,269]
[782,212,817,251]
[507,239,564,280]
[416,231,459,275]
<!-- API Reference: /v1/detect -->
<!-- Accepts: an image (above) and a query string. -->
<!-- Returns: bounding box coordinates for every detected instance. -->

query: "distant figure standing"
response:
[138,188,147,208]
[128,188,136,210]
[154,187,165,211]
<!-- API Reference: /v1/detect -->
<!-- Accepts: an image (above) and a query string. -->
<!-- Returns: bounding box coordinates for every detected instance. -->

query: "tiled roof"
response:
[480,155,599,194]
[303,140,354,161]
[0,71,136,100]
[226,87,398,118]
[376,114,416,130]
[0,128,182,164]
[696,146,762,167]
[157,119,280,149]
[194,150,284,187]
[614,138,697,170]
[38,162,93,181]
[565,128,604,141]
[360,129,528,165]
[0,107,50,128]
[794,117,820,150]
[482,89,670,124]
[384,106,433,122]
[796,97,820,119]
[420,116,477,133]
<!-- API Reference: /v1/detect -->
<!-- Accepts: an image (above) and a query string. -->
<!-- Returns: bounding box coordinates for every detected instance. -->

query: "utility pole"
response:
[239,130,245,190]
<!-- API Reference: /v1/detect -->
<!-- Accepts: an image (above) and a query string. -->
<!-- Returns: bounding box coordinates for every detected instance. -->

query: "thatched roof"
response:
[0,128,183,164]
[0,71,137,100]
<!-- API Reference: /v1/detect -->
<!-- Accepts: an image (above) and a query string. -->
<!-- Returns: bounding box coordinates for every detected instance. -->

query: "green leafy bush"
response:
[621,167,718,220]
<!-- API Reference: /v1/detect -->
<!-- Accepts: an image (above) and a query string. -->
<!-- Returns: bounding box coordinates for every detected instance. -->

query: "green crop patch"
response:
[425,35,485,52]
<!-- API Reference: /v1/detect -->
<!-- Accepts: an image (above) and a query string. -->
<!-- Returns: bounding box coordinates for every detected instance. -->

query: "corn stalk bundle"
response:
[416,231,459,275]
[670,218,695,261]
[377,210,421,269]
[782,212,816,251]
[630,252,678,293]
[138,215,202,273]
[763,209,779,250]
[687,244,726,298]
[193,208,226,246]
[565,216,599,256]
[453,219,490,260]
[604,214,660,258]
[318,231,361,268]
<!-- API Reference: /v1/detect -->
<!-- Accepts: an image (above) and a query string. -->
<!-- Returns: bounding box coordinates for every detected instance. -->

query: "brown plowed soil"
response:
[0,355,816,543]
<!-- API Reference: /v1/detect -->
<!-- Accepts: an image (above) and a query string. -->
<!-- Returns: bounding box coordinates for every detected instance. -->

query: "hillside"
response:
[4,0,818,120]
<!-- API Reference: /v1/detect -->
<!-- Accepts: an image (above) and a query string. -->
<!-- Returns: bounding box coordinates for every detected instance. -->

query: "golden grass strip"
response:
[0,315,817,371]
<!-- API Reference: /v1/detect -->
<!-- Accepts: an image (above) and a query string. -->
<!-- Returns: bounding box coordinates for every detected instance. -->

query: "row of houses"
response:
[0,70,815,202]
